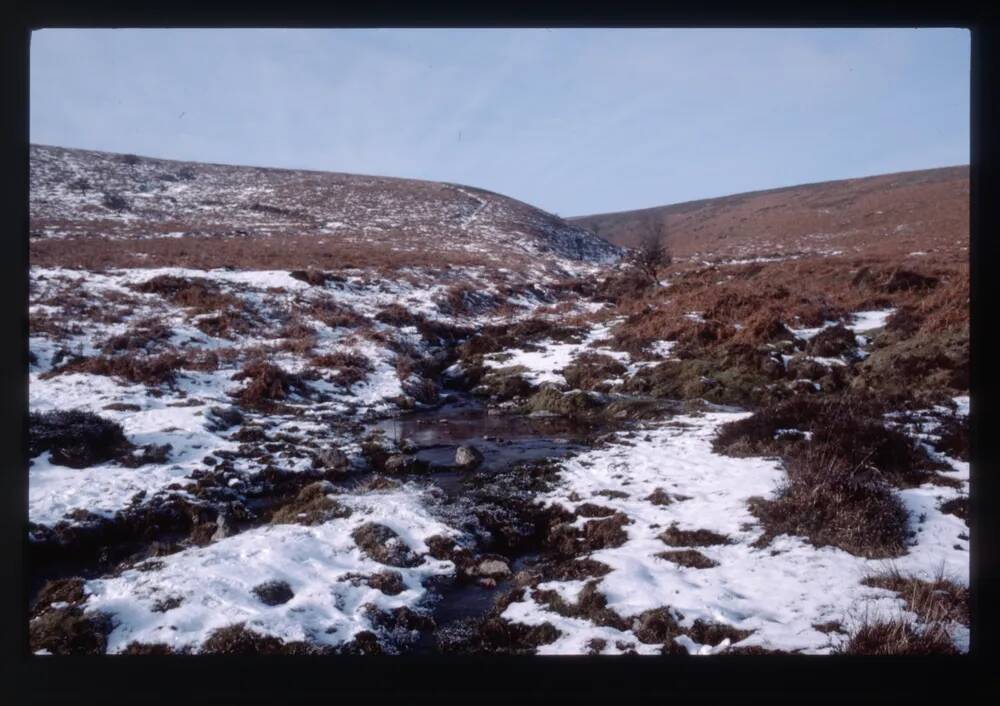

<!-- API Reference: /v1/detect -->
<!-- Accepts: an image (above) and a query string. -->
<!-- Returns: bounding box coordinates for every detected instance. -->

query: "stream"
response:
[369,390,626,651]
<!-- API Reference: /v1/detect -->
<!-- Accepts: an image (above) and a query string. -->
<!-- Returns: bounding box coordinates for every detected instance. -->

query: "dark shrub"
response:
[201,624,324,655]
[29,409,131,468]
[932,414,969,461]
[289,269,338,286]
[805,324,858,358]
[29,607,113,655]
[231,361,310,410]
[32,578,86,613]
[862,568,969,626]
[939,497,967,520]
[882,270,939,293]
[252,580,295,606]
[658,524,732,547]
[434,283,498,316]
[121,642,182,655]
[101,321,173,354]
[714,396,936,487]
[132,275,235,310]
[885,306,923,338]
[351,522,422,568]
[270,481,352,526]
[69,177,91,194]
[561,352,627,391]
[42,352,183,387]
[836,618,958,655]
[686,620,753,646]
[749,445,910,558]
[311,350,372,388]
[376,304,421,327]
[656,550,719,569]
[101,192,129,212]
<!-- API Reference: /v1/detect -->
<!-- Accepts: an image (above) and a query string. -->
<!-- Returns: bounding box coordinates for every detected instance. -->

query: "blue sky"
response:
[30,28,969,215]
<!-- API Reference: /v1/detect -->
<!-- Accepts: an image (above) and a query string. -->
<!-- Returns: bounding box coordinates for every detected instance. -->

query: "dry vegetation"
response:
[713,396,958,558]
[30,233,511,272]
[599,254,968,409]
[572,166,968,264]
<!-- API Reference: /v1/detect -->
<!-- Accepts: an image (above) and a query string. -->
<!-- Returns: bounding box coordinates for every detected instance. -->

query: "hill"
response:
[570,166,969,264]
[29,144,621,273]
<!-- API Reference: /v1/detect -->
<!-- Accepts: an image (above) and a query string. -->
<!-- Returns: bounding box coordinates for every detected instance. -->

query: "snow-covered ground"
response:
[27,264,584,528]
[80,484,456,653]
[479,317,669,389]
[27,261,968,655]
[501,404,970,655]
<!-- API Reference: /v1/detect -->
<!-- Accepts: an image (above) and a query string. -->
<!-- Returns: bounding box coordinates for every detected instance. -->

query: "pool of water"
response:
[370,392,608,495]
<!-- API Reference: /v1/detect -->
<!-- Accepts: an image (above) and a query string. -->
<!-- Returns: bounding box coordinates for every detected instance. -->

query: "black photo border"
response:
[2,2,995,704]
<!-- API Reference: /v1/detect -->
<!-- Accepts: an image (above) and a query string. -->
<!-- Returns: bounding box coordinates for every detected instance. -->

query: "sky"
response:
[30,28,969,216]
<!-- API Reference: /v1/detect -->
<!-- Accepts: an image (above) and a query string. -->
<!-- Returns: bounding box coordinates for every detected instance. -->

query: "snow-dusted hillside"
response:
[30,144,621,269]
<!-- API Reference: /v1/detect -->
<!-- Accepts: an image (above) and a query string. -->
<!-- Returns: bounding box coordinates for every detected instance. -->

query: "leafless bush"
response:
[629,216,671,281]
[101,192,130,212]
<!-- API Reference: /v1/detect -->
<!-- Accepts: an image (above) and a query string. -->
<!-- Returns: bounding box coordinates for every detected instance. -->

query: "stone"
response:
[206,406,244,432]
[211,513,233,542]
[383,454,429,474]
[476,558,512,579]
[315,446,349,470]
[454,445,484,469]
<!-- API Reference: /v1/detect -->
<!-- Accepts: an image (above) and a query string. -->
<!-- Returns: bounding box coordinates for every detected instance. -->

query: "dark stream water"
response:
[371,393,604,495]
[368,391,620,652]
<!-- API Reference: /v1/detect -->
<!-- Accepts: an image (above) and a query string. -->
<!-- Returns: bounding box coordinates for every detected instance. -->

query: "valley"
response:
[27,145,970,656]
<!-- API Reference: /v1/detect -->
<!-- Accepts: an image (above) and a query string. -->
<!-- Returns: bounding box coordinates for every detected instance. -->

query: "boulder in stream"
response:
[455,445,484,469]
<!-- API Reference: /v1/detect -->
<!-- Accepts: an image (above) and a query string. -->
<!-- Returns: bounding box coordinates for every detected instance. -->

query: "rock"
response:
[211,513,234,542]
[383,454,429,474]
[314,447,349,470]
[526,386,600,417]
[478,578,497,589]
[454,445,484,469]
[786,355,829,381]
[252,580,294,606]
[206,406,244,432]
[475,558,512,579]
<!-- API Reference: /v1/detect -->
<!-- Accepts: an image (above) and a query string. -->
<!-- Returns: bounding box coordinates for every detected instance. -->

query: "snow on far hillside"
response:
[30,144,622,267]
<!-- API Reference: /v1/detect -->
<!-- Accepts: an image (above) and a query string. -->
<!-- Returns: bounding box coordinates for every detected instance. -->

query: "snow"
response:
[27,262,601,528]
[500,409,969,654]
[481,321,628,386]
[82,485,457,653]
[789,308,895,342]
[646,340,676,358]
[848,309,895,333]
[28,370,240,526]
